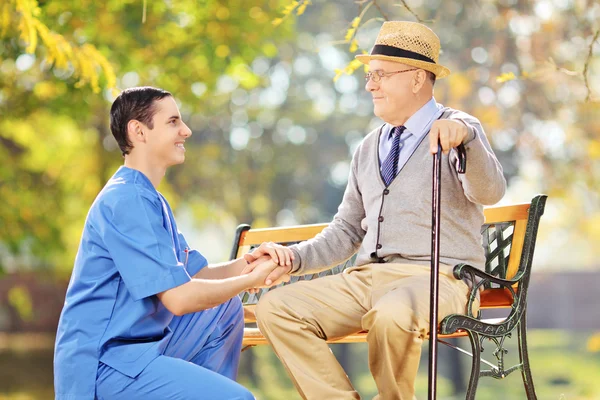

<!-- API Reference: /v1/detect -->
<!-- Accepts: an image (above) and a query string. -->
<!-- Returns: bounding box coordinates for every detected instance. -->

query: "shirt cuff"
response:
[289,248,303,275]
[128,267,192,301]
[185,250,208,277]
[457,119,477,145]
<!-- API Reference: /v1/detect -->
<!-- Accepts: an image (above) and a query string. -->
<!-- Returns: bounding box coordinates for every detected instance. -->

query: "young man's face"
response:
[366,59,418,125]
[143,96,192,168]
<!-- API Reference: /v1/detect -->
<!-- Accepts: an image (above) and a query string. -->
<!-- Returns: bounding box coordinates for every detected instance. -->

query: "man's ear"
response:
[127,120,146,145]
[412,69,427,93]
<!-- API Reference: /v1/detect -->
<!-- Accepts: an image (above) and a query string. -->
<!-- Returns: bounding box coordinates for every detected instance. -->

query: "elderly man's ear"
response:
[411,70,429,94]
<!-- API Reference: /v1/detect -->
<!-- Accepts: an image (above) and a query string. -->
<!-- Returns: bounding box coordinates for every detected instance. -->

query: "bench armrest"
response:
[453,263,522,289]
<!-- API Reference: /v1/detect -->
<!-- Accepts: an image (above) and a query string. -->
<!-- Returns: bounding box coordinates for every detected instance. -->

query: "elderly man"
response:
[246,21,506,399]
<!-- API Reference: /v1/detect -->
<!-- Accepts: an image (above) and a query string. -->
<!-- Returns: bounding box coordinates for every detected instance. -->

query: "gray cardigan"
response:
[290,107,506,275]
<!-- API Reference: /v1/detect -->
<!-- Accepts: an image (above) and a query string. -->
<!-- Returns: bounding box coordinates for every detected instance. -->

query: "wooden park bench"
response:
[230,194,547,399]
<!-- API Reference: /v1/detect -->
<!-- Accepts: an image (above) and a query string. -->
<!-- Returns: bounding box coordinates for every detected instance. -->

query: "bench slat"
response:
[483,203,529,224]
[242,317,508,347]
[241,224,328,246]
[243,288,513,324]
[242,288,513,347]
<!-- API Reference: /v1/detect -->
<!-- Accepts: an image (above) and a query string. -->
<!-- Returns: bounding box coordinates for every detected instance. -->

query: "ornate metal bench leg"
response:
[465,331,481,400]
[518,311,538,399]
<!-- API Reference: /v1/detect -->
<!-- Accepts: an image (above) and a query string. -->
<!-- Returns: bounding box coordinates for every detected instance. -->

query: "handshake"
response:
[240,242,295,293]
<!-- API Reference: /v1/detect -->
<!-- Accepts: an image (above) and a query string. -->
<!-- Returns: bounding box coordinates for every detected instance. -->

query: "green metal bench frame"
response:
[231,194,547,399]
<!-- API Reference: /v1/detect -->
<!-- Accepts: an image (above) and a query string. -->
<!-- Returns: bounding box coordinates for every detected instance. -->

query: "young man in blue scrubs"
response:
[54,87,291,400]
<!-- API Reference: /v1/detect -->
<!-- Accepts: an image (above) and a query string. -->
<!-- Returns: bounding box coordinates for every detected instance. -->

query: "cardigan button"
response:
[383,189,390,195]
[378,216,384,222]
[376,244,382,249]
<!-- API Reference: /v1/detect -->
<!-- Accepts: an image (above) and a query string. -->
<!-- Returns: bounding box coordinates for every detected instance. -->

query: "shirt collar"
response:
[115,166,157,192]
[386,97,442,140]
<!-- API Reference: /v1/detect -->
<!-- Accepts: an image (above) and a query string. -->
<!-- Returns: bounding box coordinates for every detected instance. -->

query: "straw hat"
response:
[356,21,450,79]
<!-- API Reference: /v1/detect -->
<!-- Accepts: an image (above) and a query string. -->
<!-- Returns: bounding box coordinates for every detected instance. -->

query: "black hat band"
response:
[371,44,435,64]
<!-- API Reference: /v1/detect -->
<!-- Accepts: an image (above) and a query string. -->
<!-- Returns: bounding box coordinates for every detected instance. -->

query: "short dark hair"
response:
[109,86,172,156]
[427,71,436,86]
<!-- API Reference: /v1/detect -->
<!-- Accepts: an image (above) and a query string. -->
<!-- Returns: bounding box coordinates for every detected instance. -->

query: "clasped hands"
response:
[241,242,295,293]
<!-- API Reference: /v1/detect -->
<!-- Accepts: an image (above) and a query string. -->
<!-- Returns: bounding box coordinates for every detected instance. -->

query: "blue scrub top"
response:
[54,166,207,400]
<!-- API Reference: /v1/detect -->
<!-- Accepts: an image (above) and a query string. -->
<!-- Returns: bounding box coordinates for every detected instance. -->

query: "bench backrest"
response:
[231,195,547,307]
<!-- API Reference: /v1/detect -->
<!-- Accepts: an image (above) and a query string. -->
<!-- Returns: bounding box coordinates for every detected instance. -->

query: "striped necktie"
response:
[381,125,406,186]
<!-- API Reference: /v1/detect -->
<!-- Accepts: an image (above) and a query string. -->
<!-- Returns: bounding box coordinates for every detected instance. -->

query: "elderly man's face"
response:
[365,59,418,125]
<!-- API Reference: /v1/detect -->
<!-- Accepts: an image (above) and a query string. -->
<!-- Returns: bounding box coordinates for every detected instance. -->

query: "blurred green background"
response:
[1,0,599,399]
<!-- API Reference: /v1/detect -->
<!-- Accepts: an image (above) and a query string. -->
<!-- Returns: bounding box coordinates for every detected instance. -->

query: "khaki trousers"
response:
[255,263,479,400]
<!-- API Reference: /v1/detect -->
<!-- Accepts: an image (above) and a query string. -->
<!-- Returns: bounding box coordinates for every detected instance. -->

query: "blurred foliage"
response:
[0,1,598,275]
[0,0,292,275]
[6,286,32,322]
[1,0,116,93]
[587,331,600,352]
[272,0,311,26]
[270,0,600,270]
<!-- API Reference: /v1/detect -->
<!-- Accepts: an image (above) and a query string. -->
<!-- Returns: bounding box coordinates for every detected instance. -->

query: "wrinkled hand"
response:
[243,241,294,268]
[429,120,470,154]
[246,256,291,292]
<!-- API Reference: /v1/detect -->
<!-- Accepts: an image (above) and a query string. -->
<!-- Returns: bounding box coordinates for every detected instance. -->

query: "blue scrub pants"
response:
[96,297,252,400]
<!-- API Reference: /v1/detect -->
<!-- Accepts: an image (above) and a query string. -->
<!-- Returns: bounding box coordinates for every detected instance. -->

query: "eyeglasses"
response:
[365,68,418,83]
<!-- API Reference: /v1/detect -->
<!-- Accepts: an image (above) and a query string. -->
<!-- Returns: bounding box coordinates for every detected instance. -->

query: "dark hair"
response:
[109,86,172,156]
[427,71,436,86]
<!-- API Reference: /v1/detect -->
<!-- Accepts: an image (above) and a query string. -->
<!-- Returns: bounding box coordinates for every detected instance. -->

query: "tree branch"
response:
[373,0,390,21]
[583,29,599,102]
[396,0,424,23]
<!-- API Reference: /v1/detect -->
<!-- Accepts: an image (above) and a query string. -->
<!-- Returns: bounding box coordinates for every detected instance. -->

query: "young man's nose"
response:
[181,123,192,138]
